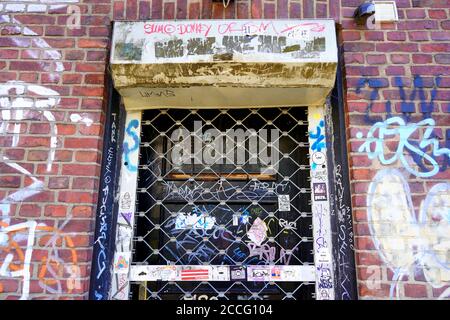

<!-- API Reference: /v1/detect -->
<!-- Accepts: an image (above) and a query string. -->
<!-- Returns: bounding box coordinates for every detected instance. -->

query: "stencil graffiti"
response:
[367,169,450,299]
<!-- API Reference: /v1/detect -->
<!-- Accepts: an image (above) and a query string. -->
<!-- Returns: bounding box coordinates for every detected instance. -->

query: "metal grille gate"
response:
[130,107,316,300]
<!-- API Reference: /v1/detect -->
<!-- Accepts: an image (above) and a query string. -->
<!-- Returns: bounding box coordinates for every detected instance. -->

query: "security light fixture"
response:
[354,1,398,25]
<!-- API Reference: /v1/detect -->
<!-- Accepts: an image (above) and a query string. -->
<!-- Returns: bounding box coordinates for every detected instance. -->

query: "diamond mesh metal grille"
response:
[130,108,315,300]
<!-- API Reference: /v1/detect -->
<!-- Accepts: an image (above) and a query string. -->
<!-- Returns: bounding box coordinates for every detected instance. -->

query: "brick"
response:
[397,20,438,30]
[404,284,428,298]
[264,2,275,19]
[176,0,187,19]
[72,206,93,218]
[408,31,429,41]
[58,191,95,203]
[0,176,21,188]
[387,32,406,41]
[44,205,67,217]
[86,51,107,61]
[251,0,262,19]
[343,42,375,52]
[62,164,99,176]
[429,10,447,19]
[365,31,384,41]
[84,74,104,85]
[435,54,450,64]
[64,138,99,149]
[391,54,410,64]
[359,283,391,298]
[342,31,361,41]
[290,2,301,18]
[376,43,418,52]
[366,55,387,65]
[19,204,41,217]
[63,74,82,84]
[75,151,100,162]
[77,39,108,49]
[48,177,70,189]
[10,61,52,72]
[72,86,104,97]
[29,123,50,134]
[0,49,19,59]
[413,54,433,64]
[164,2,175,19]
[72,177,98,190]
[431,32,450,41]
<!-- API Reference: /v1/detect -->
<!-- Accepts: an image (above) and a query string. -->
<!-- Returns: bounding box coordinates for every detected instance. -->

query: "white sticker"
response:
[247,266,271,281]
[317,247,331,264]
[312,151,326,165]
[247,217,268,246]
[278,194,291,211]
[211,266,230,281]
[129,265,177,281]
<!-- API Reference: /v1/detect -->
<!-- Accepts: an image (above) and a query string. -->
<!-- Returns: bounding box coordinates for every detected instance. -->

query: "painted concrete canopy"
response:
[110,20,338,110]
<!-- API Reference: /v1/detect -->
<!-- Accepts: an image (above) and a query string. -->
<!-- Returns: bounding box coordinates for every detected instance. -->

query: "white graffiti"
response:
[367,169,450,299]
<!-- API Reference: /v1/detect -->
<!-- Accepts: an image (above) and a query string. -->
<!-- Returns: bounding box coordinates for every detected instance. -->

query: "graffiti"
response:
[357,117,450,178]
[309,120,326,152]
[318,266,333,289]
[0,218,80,299]
[367,169,450,299]
[175,212,216,230]
[0,81,59,172]
[162,180,290,202]
[247,243,276,264]
[278,219,297,230]
[1,9,83,299]
[356,75,441,124]
[334,164,354,300]
[123,119,140,172]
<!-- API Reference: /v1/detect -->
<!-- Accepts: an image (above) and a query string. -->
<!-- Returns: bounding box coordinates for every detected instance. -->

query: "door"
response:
[130,107,316,300]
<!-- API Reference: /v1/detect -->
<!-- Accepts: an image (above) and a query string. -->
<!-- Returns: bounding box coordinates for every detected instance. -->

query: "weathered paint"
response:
[110,20,337,109]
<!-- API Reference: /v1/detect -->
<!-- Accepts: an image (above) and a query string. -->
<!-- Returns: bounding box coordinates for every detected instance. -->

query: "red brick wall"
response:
[0,0,449,300]
[341,0,450,300]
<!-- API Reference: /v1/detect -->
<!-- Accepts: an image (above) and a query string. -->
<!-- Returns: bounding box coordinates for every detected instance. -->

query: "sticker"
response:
[130,265,177,281]
[312,152,326,165]
[230,266,246,281]
[180,266,210,281]
[278,194,291,211]
[317,248,331,264]
[113,252,130,274]
[211,266,230,281]
[270,266,282,280]
[313,183,327,201]
[175,212,216,230]
[247,266,271,281]
[247,217,268,246]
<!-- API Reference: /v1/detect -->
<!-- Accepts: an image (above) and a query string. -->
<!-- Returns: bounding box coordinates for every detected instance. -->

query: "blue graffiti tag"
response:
[309,120,326,152]
[123,119,140,172]
[357,116,450,178]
